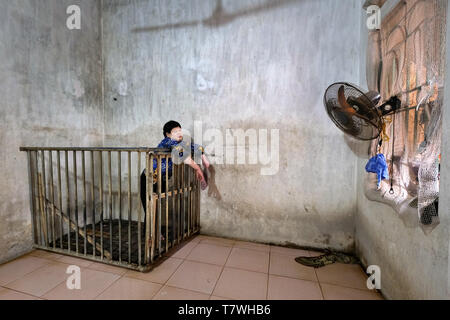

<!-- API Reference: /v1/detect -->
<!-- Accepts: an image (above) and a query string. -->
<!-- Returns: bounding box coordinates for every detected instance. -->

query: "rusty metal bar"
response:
[40,150,49,246]
[90,151,96,258]
[27,151,38,245]
[20,147,170,152]
[99,151,104,260]
[48,151,56,249]
[82,151,87,255]
[57,151,63,249]
[33,152,42,246]
[118,151,122,262]
[108,151,113,260]
[150,154,156,262]
[73,151,79,254]
[128,151,132,263]
[165,155,169,253]
[177,164,181,244]
[157,156,162,257]
[181,164,185,239]
[65,151,71,252]
[145,152,151,264]
[187,166,191,237]
[171,162,176,248]
[137,152,142,266]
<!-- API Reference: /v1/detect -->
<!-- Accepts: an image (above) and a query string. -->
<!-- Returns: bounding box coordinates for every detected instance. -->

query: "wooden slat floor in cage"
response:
[48,219,175,264]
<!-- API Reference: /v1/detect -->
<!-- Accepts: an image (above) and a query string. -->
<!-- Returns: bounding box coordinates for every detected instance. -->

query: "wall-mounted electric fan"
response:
[323,82,402,140]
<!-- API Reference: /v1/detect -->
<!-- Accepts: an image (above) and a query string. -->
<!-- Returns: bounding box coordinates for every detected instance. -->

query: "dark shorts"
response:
[140,169,167,214]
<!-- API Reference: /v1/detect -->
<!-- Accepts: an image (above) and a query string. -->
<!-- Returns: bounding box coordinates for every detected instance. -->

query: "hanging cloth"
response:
[365,153,389,187]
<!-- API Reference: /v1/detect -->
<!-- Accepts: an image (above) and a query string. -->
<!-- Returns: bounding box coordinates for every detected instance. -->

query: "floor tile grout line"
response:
[151,238,202,299]
[314,269,325,300]
[0,285,43,299]
[1,259,56,288]
[208,242,234,299]
[266,251,271,300]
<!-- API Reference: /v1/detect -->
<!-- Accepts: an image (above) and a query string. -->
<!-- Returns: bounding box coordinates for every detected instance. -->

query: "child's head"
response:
[163,120,182,141]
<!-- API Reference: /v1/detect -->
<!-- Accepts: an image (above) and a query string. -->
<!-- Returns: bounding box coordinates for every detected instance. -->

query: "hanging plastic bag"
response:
[365,154,389,187]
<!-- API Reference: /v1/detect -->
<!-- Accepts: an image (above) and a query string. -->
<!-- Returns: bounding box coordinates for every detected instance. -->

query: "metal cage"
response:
[19,146,200,272]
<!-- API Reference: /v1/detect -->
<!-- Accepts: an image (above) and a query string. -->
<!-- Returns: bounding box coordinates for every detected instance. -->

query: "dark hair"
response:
[163,120,181,137]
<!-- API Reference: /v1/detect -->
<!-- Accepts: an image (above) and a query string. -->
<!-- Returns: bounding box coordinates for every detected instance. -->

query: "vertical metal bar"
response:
[57,151,63,249]
[165,155,169,253]
[171,160,176,248]
[178,164,181,243]
[181,164,185,239]
[33,152,42,246]
[82,150,87,255]
[99,151,104,260]
[137,152,142,266]
[157,156,162,257]
[27,151,38,245]
[65,151,71,252]
[187,165,191,237]
[73,151,79,254]
[128,151,132,263]
[108,151,113,260]
[41,150,49,247]
[48,151,56,249]
[150,154,156,262]
[145,153,151,264]
[90,150,96,258]
[118,151,122,262]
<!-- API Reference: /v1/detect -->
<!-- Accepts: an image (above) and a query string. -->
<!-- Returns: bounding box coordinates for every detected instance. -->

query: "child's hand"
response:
[195,168,208,190]
[195,168,205,182]
[202,154,210,169]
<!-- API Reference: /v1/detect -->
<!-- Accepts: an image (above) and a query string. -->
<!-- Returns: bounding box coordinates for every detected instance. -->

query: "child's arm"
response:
[183,156,205,181]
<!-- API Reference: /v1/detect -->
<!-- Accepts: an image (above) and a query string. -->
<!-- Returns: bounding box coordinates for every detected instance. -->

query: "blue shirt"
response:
[152,137,204,177]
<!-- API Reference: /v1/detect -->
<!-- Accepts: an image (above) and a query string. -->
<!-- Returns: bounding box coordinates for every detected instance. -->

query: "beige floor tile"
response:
[321,283,383,300]
[210,295,233,300]
[153,285,210,300]
[233,241,270,252]
[5,262,71,297]
[96,277,162,300]
[0,256,51,286]
[28,250,65,261]
[56,255,94,267]
[199,236,235,247]
[225,248,269,273]
[41,268,120,300]
[213,267,268,300]
[269,252,317,281]
[268,275,323,300]
[166,241,198,259]
[315,263,369,290]
[0,287,40,300]
[270,246,311,257]
[125,257,183,284]
[186,243,232,266]
[87,262,128,276]
[166,260,222,294]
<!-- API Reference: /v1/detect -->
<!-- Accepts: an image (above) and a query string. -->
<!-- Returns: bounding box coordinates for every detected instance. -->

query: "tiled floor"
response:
[0,235,383,300]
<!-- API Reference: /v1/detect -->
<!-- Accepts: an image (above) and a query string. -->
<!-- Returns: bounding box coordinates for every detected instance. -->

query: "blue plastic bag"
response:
[365,154,389,187]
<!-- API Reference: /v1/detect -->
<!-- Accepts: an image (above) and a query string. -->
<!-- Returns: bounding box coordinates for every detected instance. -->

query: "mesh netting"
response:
[364,0,446,233]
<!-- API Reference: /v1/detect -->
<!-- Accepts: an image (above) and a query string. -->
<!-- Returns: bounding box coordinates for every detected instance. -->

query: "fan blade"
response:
[338,85,356,115]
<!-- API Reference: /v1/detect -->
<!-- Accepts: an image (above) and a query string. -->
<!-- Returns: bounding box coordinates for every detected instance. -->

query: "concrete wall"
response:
[355,0,450,299]
[101,0,363,251]
[0,0,103,263]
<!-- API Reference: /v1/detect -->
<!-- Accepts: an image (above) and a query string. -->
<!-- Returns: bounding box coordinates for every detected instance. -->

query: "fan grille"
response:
[324,82,382,140]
